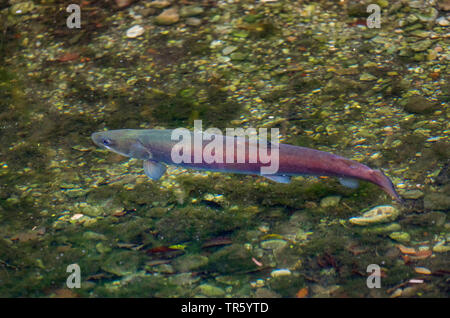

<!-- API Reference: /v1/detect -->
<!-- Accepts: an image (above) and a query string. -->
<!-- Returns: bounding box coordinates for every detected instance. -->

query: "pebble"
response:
[186,17,202,26]
[155,7,180,25]
[260,239,287,250]
[148,0,171,9]
[402,96,437,114]
[126,25,145,38]
[70,213,84,221]
[11,1,34,15]
[349,205,400,226]
[320,195,341,208]
[359,73,377,81]
[389,231,411,243]
[432,241,450,253]
[423,193,450,211]
[222,46,238,56]
[270,269,291,278]
[196,284,226,297]
[411,39,432,52]
[414,267,431,275]
[180,5,204,17]
[400,189,424,199]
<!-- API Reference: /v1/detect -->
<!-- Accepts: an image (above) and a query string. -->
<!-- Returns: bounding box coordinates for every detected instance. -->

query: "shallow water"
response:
[0,0,448,298]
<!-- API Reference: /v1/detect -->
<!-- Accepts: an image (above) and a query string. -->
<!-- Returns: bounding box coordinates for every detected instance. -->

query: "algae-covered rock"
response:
[207,244,257,273]
[155,7,180,25]
[389,231,411,243]
[260,239,287,250]
[402,96,438,114]
[101,250,141,276]
[172,254,209,272]
[320,195,341,208]
[349,205,400,226]
[423,193,450,211]
[196,284,225,297]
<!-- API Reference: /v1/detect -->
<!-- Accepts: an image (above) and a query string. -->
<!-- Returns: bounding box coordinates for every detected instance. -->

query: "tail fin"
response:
[370,169,404,204]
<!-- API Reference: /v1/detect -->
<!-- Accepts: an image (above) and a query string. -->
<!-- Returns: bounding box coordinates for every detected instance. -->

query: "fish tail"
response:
[370,169,404,204]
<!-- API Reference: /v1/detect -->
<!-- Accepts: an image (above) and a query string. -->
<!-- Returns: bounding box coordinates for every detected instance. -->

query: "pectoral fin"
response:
[143,160,166,180]
[263,175,291,184]
[339,177,359,189]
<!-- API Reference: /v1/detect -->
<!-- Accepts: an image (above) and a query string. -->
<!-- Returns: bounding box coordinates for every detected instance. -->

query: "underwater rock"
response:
[270,269,291,278]
[260,239,287,250]
[423,193,450,211]
[400,189,424,199]
[196,284,225,297]
[186,17,201,26]
[207,244,257,273]
[155,7,180,25]
[126,25,145,38]
[389,231,411,243]
[180,5,204,17]
[359,73,377,81]
[320,195,341,208]
[10,1,34,15]
[101,251,141,276]
[349,205,400,226]
[402,96,437,114]
[361,222,402,234]
[172,254,209,272]
[149,0,172,9]
[411,39,433,52]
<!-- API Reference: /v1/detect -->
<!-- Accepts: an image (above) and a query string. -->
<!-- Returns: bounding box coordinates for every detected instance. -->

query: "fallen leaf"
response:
[397,244,416,255]
[296,287,309,298]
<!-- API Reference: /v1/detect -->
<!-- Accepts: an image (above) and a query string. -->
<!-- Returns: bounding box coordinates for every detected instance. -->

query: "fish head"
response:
[91,129,152,160]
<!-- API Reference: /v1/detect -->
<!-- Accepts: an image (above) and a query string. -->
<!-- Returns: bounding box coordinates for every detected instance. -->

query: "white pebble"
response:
[126,25,144,38]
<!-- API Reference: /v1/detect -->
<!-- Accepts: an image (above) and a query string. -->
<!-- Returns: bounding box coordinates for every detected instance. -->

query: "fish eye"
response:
[102,138,113,146]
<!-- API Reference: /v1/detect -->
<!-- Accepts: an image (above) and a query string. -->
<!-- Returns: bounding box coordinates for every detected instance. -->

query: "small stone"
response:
[115,0,133,8]
[230,52,247,61]
[71,213,84,221]
[414,267,431,275]
[196,284,225,297]
[389,231,411,243]
[400,189,424,199]
[411,39,432,52]
[101,251,140,276]
[96,242,112,254]
[126,25,145,38]
[172,254,208,272]
[222,46,238,56]
[359,73,377,81]
[260,239,287,250]
[185,17,201,26]
[148,0,171,9]
[402,96,437,114]
[83,231,107,240]
[432,241,450,253]
[349,205,400,226]
[155,7,179,25]
[270,269,291,278]
[180,5,204,17]
[361,223,401,234]
[423,192,450,211]
[320,195,341,208]
[11,1,35,15]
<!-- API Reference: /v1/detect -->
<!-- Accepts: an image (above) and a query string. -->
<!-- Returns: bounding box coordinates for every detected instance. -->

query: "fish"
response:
[91,129,402,202]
